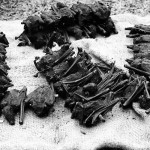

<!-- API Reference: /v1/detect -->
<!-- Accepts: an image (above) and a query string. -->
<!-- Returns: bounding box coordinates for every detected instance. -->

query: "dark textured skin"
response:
[34,44,70,71]
[17,2,117,49]
[28,32,47,49]
[2,105,15,125]
[126,24,150,50]
[83,83,98,96]
[71,100,103,125]
[122,77,145,105]
[0,53,6,61]
[0,32,9,46]
[54,56,92,96]
[56,4,75,26]
[88,71,102,85]
[127,58,150,73]
[87,24,97,38]
[71,2,93,26]
[139,94,150,110]
[1,86,27,125]
[0,34,8,64]
[54,71,86,95]
[61,57,90,82]
[141,59,150,72]
[22,15,44,33]
[67,25,83,40]
[90,1,111,21]
[53,64,90,97]
[56,2,66,9]
[133,35,150,44]
[0,36,12,99]
[128,24,150,35]
[126,58,142,68]
[0,75,12,87]
[134,52,150,59]
[0,45,6,55]
[25,85,55,117]
[0,61,10,75]
[45,61,70,82]
[18,15,48,49]
[0,32,13,119]
[99,17,118,37]
[127,43,150,53]
[41,11,60,29]
[0,43,8,48]
[123,79,138,99]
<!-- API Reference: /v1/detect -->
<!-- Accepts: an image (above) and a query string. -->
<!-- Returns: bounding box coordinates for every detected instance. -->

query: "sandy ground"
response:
[0,14,150,150]
[0,0,150,20]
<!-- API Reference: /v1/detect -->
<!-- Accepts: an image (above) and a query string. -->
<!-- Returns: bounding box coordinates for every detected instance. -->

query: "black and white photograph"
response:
[0,0,150,149]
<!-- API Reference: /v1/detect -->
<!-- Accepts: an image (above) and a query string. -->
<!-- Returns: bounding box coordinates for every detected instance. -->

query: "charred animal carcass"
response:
[25,85,55,117]
[0,32,13,100]
[16,2,117,49]
[1,86,27,125]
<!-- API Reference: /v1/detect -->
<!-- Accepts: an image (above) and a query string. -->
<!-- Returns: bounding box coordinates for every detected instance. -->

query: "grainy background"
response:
[0,0,150,20]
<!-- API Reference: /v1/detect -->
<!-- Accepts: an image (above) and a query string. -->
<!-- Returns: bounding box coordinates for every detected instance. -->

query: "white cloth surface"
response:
[0,14,150,150]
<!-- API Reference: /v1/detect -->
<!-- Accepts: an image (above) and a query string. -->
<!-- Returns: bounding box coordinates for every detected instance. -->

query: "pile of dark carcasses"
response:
[0,33,55,125]
[2,23,150,126]
[1,84,55,125]
[3,1,150,126]
[33,42,148,127]
[125,24,150,112]
[33,24,150,126]
[0,32,13,104]
[0,40,56,125]
[0,2,119,126]
[16,2,118,49]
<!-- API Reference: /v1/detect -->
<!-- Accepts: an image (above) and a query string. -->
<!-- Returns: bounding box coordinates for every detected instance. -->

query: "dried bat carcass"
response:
[126,24,150,38]
[1,86,27,125]
[25,85,55,117]
[127,43,150,53]
[71,98,120,126]
[126,58,150,73]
